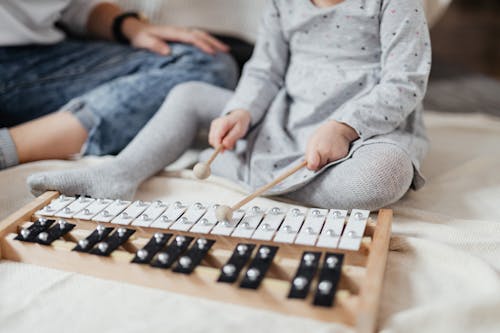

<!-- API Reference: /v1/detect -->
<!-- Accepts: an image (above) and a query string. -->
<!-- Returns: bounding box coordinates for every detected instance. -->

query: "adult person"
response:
[0,0,238,170]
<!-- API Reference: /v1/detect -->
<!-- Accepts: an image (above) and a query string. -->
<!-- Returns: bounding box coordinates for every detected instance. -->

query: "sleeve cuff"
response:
[329,112,370,142]
[221,97,268,126]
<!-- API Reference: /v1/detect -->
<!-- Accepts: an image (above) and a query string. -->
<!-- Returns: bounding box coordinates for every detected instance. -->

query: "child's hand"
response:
[209,109,251,150]
[305,120,359,171]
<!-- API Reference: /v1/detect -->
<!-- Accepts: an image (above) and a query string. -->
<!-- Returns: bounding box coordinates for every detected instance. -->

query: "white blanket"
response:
[1,111,499,333]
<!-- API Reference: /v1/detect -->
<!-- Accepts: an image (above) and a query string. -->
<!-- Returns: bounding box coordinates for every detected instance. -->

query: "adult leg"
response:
[68,43,237,156]
[7,113,87,164]
[284,144,414,211]
[0,40,237,168]
[28,82,233,199]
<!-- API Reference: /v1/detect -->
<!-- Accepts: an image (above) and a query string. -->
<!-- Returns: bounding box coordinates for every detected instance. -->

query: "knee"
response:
[209,52,239,88]
[293,145,414,211]
[163,81,227,119]
[353,146,414,210]
[170,44,238,89]
[191,51,238,89]
[167,81,211,102]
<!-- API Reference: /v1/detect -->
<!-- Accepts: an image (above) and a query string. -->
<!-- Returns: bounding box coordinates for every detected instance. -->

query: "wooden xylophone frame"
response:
[0,191,392,333]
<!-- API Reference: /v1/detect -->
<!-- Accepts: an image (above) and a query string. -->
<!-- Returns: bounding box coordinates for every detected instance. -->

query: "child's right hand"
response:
[209,109,251,150]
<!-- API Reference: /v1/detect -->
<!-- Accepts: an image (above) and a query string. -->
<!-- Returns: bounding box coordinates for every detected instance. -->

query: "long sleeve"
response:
[330,0,431,140]
[60,0,106,36]
[222,0,289,126]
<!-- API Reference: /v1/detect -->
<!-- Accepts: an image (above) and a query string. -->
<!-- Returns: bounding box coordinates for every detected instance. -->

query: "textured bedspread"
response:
[1,111,499,333]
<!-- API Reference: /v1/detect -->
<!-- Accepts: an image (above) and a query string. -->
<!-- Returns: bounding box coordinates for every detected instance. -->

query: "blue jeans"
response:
[0,39,237,155]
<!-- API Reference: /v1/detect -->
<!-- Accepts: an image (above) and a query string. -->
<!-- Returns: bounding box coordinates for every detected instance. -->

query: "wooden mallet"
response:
[193,145,223,180]
[215,160,308,221]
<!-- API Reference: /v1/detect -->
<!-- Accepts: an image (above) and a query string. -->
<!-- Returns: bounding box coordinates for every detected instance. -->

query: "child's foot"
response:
[27,163,139,199]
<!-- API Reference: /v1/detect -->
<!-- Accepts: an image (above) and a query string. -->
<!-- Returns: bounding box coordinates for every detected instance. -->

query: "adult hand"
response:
[123,19,229,55]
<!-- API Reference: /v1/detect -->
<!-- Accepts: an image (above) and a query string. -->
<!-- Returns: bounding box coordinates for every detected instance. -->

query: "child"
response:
[29,0,431,211]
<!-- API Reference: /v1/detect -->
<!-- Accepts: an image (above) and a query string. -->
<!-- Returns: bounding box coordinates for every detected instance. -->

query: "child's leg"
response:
[28,82,233,199]
[284,144,414,211]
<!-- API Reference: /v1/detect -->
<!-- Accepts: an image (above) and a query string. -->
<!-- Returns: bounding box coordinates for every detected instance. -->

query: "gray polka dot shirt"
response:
[216,0,431,194]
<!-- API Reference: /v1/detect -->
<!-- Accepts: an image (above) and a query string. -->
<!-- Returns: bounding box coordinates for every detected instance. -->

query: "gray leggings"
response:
[28,81,414,210]
[162,82,414,210]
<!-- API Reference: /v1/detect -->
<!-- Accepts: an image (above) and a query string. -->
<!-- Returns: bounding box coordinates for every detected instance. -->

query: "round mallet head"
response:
[215,205,234,222]
[193,162,211,180]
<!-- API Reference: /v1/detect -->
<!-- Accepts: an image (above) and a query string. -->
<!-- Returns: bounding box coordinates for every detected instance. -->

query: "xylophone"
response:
[0,191,392,333]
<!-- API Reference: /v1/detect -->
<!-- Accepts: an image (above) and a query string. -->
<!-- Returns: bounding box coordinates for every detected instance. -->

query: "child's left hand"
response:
[305,120,359,171]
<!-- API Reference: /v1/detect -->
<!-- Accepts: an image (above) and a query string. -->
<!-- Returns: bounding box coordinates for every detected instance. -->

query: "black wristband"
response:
[112,12,140,44]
